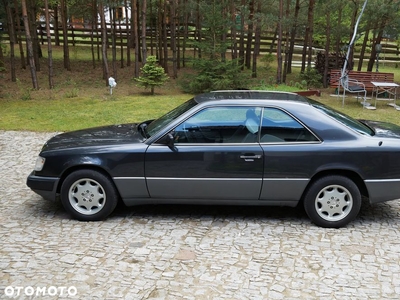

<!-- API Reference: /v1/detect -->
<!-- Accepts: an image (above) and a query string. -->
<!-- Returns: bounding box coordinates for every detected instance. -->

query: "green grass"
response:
[1,45,400,132]
[2,90,400,132]
[0,94,190,132]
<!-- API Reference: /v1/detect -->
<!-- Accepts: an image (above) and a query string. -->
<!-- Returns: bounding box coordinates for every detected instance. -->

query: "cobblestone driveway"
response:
[1,130,400,299]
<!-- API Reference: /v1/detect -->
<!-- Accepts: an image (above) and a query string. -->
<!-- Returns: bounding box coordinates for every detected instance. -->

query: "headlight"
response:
[34,156,46,171]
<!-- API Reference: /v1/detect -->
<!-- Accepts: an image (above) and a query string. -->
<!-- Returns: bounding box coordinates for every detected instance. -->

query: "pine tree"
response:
[179,1,246,94]
[135,56,169,95]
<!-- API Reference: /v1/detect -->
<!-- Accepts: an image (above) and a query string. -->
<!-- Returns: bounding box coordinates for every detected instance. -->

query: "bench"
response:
[330,69,394,92]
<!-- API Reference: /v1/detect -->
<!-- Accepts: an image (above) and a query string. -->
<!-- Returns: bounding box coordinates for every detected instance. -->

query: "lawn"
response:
[1,45,400,132]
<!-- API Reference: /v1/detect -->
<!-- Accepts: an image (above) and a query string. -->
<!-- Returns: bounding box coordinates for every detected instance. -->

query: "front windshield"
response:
[310,99,374,136]
[146,98,198,137]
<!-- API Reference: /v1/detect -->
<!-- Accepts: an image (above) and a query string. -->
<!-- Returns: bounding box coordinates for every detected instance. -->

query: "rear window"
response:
[310,100,374,136]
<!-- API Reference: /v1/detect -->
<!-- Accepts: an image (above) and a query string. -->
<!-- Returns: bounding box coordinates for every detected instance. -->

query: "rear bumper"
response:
[26,172,60,202]
[365,179,400,204]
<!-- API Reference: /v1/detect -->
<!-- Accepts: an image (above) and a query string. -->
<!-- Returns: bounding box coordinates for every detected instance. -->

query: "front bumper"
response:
[26,172,60,202]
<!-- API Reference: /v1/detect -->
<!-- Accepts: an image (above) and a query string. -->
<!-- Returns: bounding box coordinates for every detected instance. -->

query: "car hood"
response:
[359,119,400,138]
[42,123,145,151]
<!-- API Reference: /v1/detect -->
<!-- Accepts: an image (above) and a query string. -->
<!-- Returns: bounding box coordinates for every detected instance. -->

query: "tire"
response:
[60,169,118,221]
[303,175,361,228]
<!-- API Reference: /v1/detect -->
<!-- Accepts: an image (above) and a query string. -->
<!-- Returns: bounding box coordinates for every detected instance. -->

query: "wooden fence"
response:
[2,25,400,61]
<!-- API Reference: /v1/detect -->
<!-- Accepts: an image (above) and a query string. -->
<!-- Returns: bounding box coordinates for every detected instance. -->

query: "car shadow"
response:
[111,202,310,224]
[110,198,400,227]
[27,195,400,227]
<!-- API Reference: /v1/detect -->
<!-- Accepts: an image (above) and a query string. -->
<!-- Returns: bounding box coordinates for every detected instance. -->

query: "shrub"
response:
[134,56,169,95]
[299,68,322,88]
[179,59,247,94]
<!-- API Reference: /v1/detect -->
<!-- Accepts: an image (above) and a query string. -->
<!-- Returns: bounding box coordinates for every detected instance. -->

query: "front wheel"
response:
[60,170,118,221]
[303,175,361,228]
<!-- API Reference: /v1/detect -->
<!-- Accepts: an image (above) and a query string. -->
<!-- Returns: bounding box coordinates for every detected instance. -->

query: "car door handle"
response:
[240,155,262,161]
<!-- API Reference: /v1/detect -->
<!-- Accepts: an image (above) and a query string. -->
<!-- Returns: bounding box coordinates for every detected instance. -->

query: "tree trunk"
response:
[220,0,226,62]
[287,0,300,74]
[60,0,70,70]
[367,25,385,72]
[162,0,169,73]
[306,0,315,69]
[90,0,97,69]
[170,0,178,78]
[176,0,181,69]
[53,4,60,46]
[347,2,359,70]
[157,0,163,67]
[21,0,39,89]
[357,21,370,71]
[111,7,117,79]
[44,0,54,89]
[182,0,189,67]
[124,0,131,67]
[99,3,109,85]
[149,0,154,56]
[238,0,245,69]
[334,2,343,69]
[230,0,237,60]
[27,0,41,71]
[251,0,261,78]
[269,25,278,55]
[195,0,202,59]
[276,0,283,84]
[323,9,331,88]
[4,0,16,82]
[282,0,290,83]
[141,0,147,63]
[245,0,254,69]
[119,16,124,68]
[13,0,26,69]
[133,0,140,77]
[301,0,315,73]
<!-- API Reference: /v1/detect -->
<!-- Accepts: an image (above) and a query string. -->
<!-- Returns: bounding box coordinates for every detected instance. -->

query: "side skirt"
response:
[121,198,299,208]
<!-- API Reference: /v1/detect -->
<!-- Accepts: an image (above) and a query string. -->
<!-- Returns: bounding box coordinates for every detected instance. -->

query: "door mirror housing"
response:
[165,132,175,148]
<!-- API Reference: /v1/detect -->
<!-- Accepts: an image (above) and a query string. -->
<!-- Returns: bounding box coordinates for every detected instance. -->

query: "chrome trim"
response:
[147,177,261,181]
[263,178,309,181]
[365,179,400,183]
[113,177,145,180]
[152,141,322,146]
[260,141,321,145]
[115,177,309,181]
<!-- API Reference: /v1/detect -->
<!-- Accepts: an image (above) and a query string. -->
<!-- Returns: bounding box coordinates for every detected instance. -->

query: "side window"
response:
[260,108,319,143]
[174,106,261,143]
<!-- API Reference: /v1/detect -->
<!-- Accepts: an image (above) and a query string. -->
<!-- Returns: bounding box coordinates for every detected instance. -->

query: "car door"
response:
[144,106,264,200]
[259,107,320,202]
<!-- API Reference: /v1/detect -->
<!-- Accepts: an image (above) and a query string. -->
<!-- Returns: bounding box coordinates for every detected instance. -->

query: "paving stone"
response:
[1,130,400,299]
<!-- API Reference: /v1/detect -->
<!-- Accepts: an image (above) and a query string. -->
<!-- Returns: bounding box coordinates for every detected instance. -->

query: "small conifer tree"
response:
[134,56,169,95]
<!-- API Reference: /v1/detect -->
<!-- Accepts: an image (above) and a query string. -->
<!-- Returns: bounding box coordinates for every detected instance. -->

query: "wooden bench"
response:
[330,69,394,92]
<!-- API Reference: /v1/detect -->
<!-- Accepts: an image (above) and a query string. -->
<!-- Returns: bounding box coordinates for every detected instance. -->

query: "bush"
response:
[299,68,323,89]
[179,59,247,94]
[134,56,169,95]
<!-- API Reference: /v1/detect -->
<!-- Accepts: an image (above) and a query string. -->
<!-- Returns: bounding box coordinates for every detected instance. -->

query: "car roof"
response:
[193,90,310,104]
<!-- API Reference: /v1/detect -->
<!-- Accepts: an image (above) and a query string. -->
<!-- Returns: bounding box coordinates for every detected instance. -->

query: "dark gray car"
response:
[27,91,400,227]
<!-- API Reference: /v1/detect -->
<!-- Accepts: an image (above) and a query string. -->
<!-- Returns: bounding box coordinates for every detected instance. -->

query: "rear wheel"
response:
[60,170,118,221]
[303,175,361,228]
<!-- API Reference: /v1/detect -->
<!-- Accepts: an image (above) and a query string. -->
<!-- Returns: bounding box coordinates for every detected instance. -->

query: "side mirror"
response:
[166,132,175,148]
